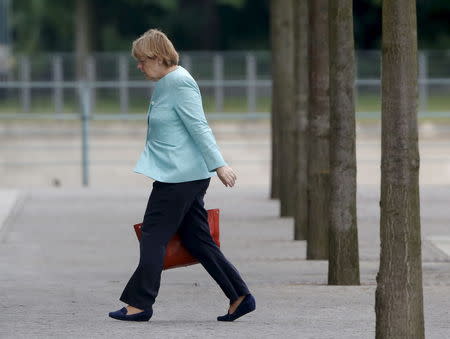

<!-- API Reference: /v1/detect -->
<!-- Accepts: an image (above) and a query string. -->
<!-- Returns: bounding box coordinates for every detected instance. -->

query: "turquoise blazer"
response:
[134,66,227,183]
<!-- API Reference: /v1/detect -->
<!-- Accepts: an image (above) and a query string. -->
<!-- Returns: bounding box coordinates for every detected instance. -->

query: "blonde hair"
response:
[131,28,179,67]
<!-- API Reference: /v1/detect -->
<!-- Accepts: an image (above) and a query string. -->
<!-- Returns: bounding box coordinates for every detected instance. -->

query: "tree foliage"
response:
[9,0,450,52]
[11,0,269,52]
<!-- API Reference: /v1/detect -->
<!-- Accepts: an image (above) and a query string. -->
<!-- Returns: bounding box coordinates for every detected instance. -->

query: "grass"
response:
[1,93,449,119]
[356,93,450,113]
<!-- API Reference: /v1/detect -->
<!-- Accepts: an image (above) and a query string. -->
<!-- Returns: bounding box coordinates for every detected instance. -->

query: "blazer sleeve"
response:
[174,79,227,172]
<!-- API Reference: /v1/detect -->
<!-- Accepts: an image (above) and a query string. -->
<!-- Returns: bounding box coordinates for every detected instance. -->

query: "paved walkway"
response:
[1,182,450,338]
[1,120,450,187]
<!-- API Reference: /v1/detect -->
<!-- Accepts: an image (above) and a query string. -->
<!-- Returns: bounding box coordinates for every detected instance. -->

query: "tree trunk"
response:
[75,0,93,80]
[306,0,330,259]
[270,0,295,216]
[277,0,296,218]
[375,0,425,337]
[269,0,280,200]
[327,0,360,284]
[294,0,309,240]
[200,0,220,49]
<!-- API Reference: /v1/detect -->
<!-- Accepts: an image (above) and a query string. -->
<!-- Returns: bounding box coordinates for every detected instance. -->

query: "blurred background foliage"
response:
[10,0,450,54]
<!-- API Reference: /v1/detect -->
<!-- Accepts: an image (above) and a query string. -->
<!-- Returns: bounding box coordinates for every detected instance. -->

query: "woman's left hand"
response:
[216,166,237,187]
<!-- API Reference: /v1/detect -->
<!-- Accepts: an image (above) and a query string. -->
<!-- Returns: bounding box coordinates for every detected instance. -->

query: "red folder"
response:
[133,209,220,270]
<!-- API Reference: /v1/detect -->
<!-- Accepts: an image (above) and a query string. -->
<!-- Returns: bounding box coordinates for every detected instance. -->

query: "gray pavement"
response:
[1,183,450,338]
[1,120,450,338]
[1,120,450,188]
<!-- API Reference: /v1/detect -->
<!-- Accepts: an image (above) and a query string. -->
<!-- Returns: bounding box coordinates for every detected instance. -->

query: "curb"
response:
[0,190,26,243]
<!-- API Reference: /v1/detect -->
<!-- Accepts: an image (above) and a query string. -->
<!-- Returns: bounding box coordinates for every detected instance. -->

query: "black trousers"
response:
[119,178,250,311]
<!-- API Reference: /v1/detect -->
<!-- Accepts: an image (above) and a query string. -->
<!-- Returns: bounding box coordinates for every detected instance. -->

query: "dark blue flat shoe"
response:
[217,294,256,322]
[108,307,153,322]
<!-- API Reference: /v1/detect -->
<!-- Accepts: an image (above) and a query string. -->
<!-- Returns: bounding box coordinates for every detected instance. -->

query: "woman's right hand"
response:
[216,166,237,187]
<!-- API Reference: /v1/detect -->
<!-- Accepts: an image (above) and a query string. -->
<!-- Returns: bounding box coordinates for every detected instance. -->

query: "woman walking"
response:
[108,29,255,322]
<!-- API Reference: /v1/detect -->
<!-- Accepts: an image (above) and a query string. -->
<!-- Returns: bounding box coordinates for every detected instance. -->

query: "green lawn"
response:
[356,93,450,113]
[1,93,449,119]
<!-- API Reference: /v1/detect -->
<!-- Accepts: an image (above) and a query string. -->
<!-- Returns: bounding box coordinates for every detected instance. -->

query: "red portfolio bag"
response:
[133,209,220,270]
